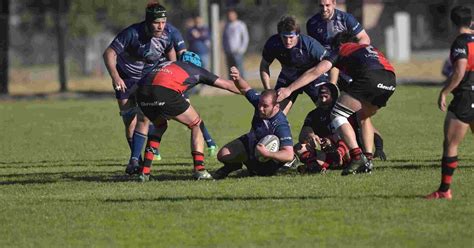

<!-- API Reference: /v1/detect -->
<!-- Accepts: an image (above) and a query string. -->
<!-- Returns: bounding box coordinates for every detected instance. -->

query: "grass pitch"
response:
[0,86,473,247]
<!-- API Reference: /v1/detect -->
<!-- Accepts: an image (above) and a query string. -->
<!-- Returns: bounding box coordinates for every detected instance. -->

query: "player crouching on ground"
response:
[213,67,295,179]
[294,83,350,174]
[277,31,396,176]
[133,51,240,181]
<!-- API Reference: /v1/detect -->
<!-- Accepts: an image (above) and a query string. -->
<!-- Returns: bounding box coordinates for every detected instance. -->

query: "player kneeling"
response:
[213,67,296,179]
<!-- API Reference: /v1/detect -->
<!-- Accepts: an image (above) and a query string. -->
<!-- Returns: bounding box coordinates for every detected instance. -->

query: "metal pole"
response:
[210,3,219,75]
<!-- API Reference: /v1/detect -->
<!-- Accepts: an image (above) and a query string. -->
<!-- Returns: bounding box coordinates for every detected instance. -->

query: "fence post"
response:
[0,0,9,95]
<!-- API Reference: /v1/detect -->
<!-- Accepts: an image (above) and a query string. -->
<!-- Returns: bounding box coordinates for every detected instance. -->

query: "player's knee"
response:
[187,116,202,129]
[120,107,139,124]
[330,102,354,129]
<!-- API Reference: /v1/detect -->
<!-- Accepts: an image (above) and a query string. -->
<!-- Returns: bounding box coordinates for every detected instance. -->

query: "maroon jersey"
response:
[450,33,474,92]
[141,61,218,94]
[325,43,394,78]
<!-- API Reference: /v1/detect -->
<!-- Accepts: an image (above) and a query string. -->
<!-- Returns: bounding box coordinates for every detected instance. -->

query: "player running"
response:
[426,6,474,200]
[132,51,240,181]
[259,15,329,115]
[213,67,295,179]
[277,31,396,176]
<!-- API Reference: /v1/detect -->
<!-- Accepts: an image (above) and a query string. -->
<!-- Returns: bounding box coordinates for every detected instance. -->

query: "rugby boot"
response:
[153,149,162,161]
[341,154,369,176]
[125,159,140,175]
[139,173,150,182]
[206,145,218,157]
[192,169,214,180]
[213,166,230,180]
[425,189,452,200]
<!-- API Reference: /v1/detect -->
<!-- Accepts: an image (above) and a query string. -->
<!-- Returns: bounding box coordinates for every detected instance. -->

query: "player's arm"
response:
[255,144,294,163]
[438,58,467,111]
[230,66,252,94]
[103,47,126,92]
[166,46,177,62]
[277,60,333,102]
[298,126,319,144]
[259,58,272,89]
[213,78,241,94]
[356,30,371,45]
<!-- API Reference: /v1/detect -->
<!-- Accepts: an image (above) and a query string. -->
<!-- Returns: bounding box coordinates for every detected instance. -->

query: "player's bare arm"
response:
[255,145,294,162]
[277,60,333,102]
[356,30,371,45]
[230,66,252,94]
[438,58,467,111]
[166,46,177,61]
[103,47,127,92]
[213,78,242,94]
[259,58,272,89]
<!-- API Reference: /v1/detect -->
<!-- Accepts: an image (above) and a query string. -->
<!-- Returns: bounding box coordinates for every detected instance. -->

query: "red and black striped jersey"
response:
[325,43,394,78]
[140,61,219,94]
[450,33,474,92]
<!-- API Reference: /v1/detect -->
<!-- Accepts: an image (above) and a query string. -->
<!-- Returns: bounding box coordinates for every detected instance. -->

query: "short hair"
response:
[450,6,472,28]
[331,31,359,49]
[277,16,300,34]
[261,89,278,105]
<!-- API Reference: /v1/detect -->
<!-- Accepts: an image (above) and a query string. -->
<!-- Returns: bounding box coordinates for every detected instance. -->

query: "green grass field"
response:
[1,86,473,247]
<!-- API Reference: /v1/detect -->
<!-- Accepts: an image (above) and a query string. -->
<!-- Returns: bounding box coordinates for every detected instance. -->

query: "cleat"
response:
[192,169,214,180]
[125,159,140,175]
[341,154,369,176]
[154,153,162,161]
[213,167,230,180]
[207,145,218,157]
[283,155,299,169]
[425,189,452,200]
[139,173,150,182]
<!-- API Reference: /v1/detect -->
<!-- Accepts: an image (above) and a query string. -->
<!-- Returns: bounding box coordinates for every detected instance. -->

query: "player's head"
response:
[258,89,280,119]
[180,51,202,67]
[319,0,336,20]
[331,31,359,50]
[145,2,167,38]
[226,8,238,22]
[450,6,472,28]
[277,16,300,49]
[316,83,339,108]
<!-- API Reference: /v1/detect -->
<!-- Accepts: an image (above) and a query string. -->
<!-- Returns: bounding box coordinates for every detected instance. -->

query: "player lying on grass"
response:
[295,83,386,174]
[277,31,396,176]
[130,51,240,181]
[213,67,295,179]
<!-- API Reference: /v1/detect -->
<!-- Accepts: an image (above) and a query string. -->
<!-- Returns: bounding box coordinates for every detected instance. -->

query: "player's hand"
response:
[276,87,291,102]
[113,77,127,93]
[438,91,447,112]
[256,143,270,158]
[305,134,321,150]
[374,148,387,161]
[230,66,240,81]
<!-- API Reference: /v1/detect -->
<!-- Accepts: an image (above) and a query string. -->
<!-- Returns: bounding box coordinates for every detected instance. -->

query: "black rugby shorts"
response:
[136,85,190,121]
[348,70,396,108]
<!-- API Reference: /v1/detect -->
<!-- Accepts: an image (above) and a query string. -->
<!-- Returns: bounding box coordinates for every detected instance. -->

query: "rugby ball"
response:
[255,135,280,162]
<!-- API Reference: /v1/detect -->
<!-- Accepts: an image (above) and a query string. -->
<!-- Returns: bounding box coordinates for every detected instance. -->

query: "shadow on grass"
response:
[0,160,191,170]
[102,194,422,203]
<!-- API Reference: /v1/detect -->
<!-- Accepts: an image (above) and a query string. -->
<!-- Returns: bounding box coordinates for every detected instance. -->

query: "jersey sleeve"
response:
[345,13,364,36]
[261,37,276,64]
[450,37,468,62]
[171,28,187,53]
[303,110,315,127]
[109,27,134,54]
[324,49,340,65]
[196,66,219,85]
[274,123,293,147]
[245,89,261,107]
[307,37,328,62]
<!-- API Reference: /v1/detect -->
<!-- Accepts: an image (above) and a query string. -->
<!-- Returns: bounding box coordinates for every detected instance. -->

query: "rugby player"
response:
[133,51,240,181]
[277,31,396,176]
[260,15,329,115]
[426,6,474,200]
[213,67,295,179]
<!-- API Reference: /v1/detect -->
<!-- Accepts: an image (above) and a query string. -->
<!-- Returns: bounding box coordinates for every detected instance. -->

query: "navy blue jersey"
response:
[108,22,181,80]
[450,33,474,92]
[166,23,187,53]
[245,89,293,148]
[325,43,394,79]
[303,107,333,138]
[306,9,364,50]
[262,34,327,79]
[141,61,218,94]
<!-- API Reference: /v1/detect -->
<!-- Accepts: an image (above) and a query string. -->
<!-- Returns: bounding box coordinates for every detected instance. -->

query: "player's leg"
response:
[357,102,379,162]
[173,105,213,180]
[117,98,138,151]
[214,138,248,179]
[426,112,469,200]
[138,117,168,181]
